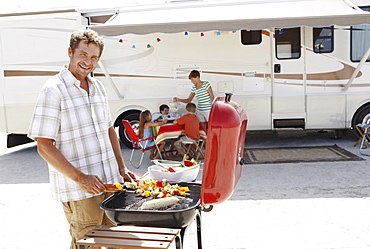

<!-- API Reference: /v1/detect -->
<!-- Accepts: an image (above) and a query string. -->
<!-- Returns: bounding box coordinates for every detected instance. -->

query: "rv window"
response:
[313,26,334,53]
[275,27,301,59]
[351,24,370,62]
[241,30,262,45]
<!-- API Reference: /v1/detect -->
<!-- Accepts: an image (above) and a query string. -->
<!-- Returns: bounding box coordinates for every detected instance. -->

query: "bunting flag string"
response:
[114,30,238,48]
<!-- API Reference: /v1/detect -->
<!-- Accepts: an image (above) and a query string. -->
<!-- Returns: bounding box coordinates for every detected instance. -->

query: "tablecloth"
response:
[154,124,207,144]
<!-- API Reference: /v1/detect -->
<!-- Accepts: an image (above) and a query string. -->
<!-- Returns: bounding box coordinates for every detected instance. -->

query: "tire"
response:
[118,112,141,148]
[352,104,370,137]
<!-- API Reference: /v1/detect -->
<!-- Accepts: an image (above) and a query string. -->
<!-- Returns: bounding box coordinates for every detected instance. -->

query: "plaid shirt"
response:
[28,66,122,202]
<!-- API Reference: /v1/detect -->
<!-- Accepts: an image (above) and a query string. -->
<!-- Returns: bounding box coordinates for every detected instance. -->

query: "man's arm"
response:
[108,127,136,182]
[36,137,106,194]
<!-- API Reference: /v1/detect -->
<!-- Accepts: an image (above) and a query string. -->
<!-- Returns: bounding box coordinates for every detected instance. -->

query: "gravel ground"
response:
[1,129,370,249]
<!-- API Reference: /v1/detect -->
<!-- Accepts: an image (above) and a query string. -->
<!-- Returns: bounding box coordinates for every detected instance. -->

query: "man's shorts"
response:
[196,110,211,122]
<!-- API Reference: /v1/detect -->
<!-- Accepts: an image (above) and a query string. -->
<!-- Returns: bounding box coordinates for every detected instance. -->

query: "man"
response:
[28,29,136,248]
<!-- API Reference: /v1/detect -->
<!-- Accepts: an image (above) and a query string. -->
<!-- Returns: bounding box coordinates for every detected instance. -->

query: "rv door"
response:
[271,27,306,128]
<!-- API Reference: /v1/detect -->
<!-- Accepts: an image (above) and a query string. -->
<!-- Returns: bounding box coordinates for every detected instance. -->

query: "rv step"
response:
[275,128,307,138]
[274,119,305,129]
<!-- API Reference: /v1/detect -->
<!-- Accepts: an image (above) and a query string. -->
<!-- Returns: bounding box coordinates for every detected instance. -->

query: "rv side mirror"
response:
[315,44,324,50]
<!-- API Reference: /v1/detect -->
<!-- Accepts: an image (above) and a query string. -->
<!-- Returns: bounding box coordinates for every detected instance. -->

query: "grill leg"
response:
[175,231,183,249]
[196,209,203,249]
[176,209,203,249]
[177,227,189,249]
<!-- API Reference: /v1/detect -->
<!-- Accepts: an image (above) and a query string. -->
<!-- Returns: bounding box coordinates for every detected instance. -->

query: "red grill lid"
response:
[201,94,248,206]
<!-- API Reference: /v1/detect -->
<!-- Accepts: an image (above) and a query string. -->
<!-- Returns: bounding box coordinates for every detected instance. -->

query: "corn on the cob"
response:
[141,196,179,210]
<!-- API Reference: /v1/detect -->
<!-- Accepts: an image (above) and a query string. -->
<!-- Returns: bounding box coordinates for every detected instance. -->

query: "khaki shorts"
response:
[62,193,113,249]
[196,110,211,122]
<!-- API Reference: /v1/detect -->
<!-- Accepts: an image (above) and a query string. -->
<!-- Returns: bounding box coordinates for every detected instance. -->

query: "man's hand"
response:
[77,174,106,194]
[119,167,136,182]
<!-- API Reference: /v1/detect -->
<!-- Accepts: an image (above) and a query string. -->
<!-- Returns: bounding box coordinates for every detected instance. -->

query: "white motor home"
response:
[1,0,370,147]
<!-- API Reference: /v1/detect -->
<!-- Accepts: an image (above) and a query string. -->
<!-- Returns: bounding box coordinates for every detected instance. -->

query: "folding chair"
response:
[354,123,370,147]
[359,123,370,156]
[122,119,163,168]
[181,138,206,161]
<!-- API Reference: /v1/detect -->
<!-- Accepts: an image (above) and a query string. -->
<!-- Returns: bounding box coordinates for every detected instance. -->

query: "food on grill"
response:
[124,181,138,189]
[123,180,190,198]
[104,183,126,192]
[140,196,180,210]
[115,183,123,190]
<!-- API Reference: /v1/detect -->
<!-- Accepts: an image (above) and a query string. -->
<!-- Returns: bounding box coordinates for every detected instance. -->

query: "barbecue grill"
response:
[101,93,248,249]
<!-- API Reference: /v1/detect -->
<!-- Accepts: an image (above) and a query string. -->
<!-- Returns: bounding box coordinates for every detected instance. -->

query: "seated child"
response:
[173,103,200,158]
[152,104,170,122]
[153,104,176,154]
[138,110,167,160]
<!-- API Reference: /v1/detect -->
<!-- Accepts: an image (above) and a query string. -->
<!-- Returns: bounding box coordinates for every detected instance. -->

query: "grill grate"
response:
[124,196,194,211]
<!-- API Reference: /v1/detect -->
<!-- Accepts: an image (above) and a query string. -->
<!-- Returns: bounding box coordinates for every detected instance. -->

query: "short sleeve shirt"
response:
[28,66,122,202]
[191,81,212,111]
[176,114,200,141]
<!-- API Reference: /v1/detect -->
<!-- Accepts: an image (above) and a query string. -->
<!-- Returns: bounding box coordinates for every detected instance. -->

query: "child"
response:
[138,110,167,160]
[173,103,200,158]
[152,104,170,122]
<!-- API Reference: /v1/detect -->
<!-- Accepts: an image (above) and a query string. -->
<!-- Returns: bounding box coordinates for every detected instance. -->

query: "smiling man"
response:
[28,29,136,248]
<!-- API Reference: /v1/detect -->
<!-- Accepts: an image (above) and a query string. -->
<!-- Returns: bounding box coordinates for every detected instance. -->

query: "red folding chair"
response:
[122,119,163,168]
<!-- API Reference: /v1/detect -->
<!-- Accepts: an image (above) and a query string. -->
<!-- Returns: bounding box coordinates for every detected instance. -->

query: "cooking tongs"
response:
[104,183,126,193]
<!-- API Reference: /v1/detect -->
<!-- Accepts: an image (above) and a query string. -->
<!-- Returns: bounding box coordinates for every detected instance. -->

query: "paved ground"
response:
[1,130,370,249]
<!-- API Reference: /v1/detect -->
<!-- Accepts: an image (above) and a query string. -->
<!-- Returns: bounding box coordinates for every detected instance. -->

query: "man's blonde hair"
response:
[70,29,104,58]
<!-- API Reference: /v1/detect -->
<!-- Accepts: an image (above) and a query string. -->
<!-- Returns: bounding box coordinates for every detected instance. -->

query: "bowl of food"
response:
[148,160,200,182]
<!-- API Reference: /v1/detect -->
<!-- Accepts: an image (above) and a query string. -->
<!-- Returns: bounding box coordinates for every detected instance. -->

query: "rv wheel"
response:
[352,104,370,137]
[118,112,140,148]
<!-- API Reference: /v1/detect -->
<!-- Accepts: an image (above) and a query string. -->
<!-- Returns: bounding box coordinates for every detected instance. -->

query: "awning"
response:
[89,0,370,36]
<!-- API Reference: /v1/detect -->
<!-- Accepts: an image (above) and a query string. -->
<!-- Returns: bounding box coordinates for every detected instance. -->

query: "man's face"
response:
[68,41,100,81]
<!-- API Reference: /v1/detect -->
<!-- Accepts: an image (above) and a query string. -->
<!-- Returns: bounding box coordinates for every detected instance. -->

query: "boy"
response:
[152,104,170,122]
[173,103,200,158]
